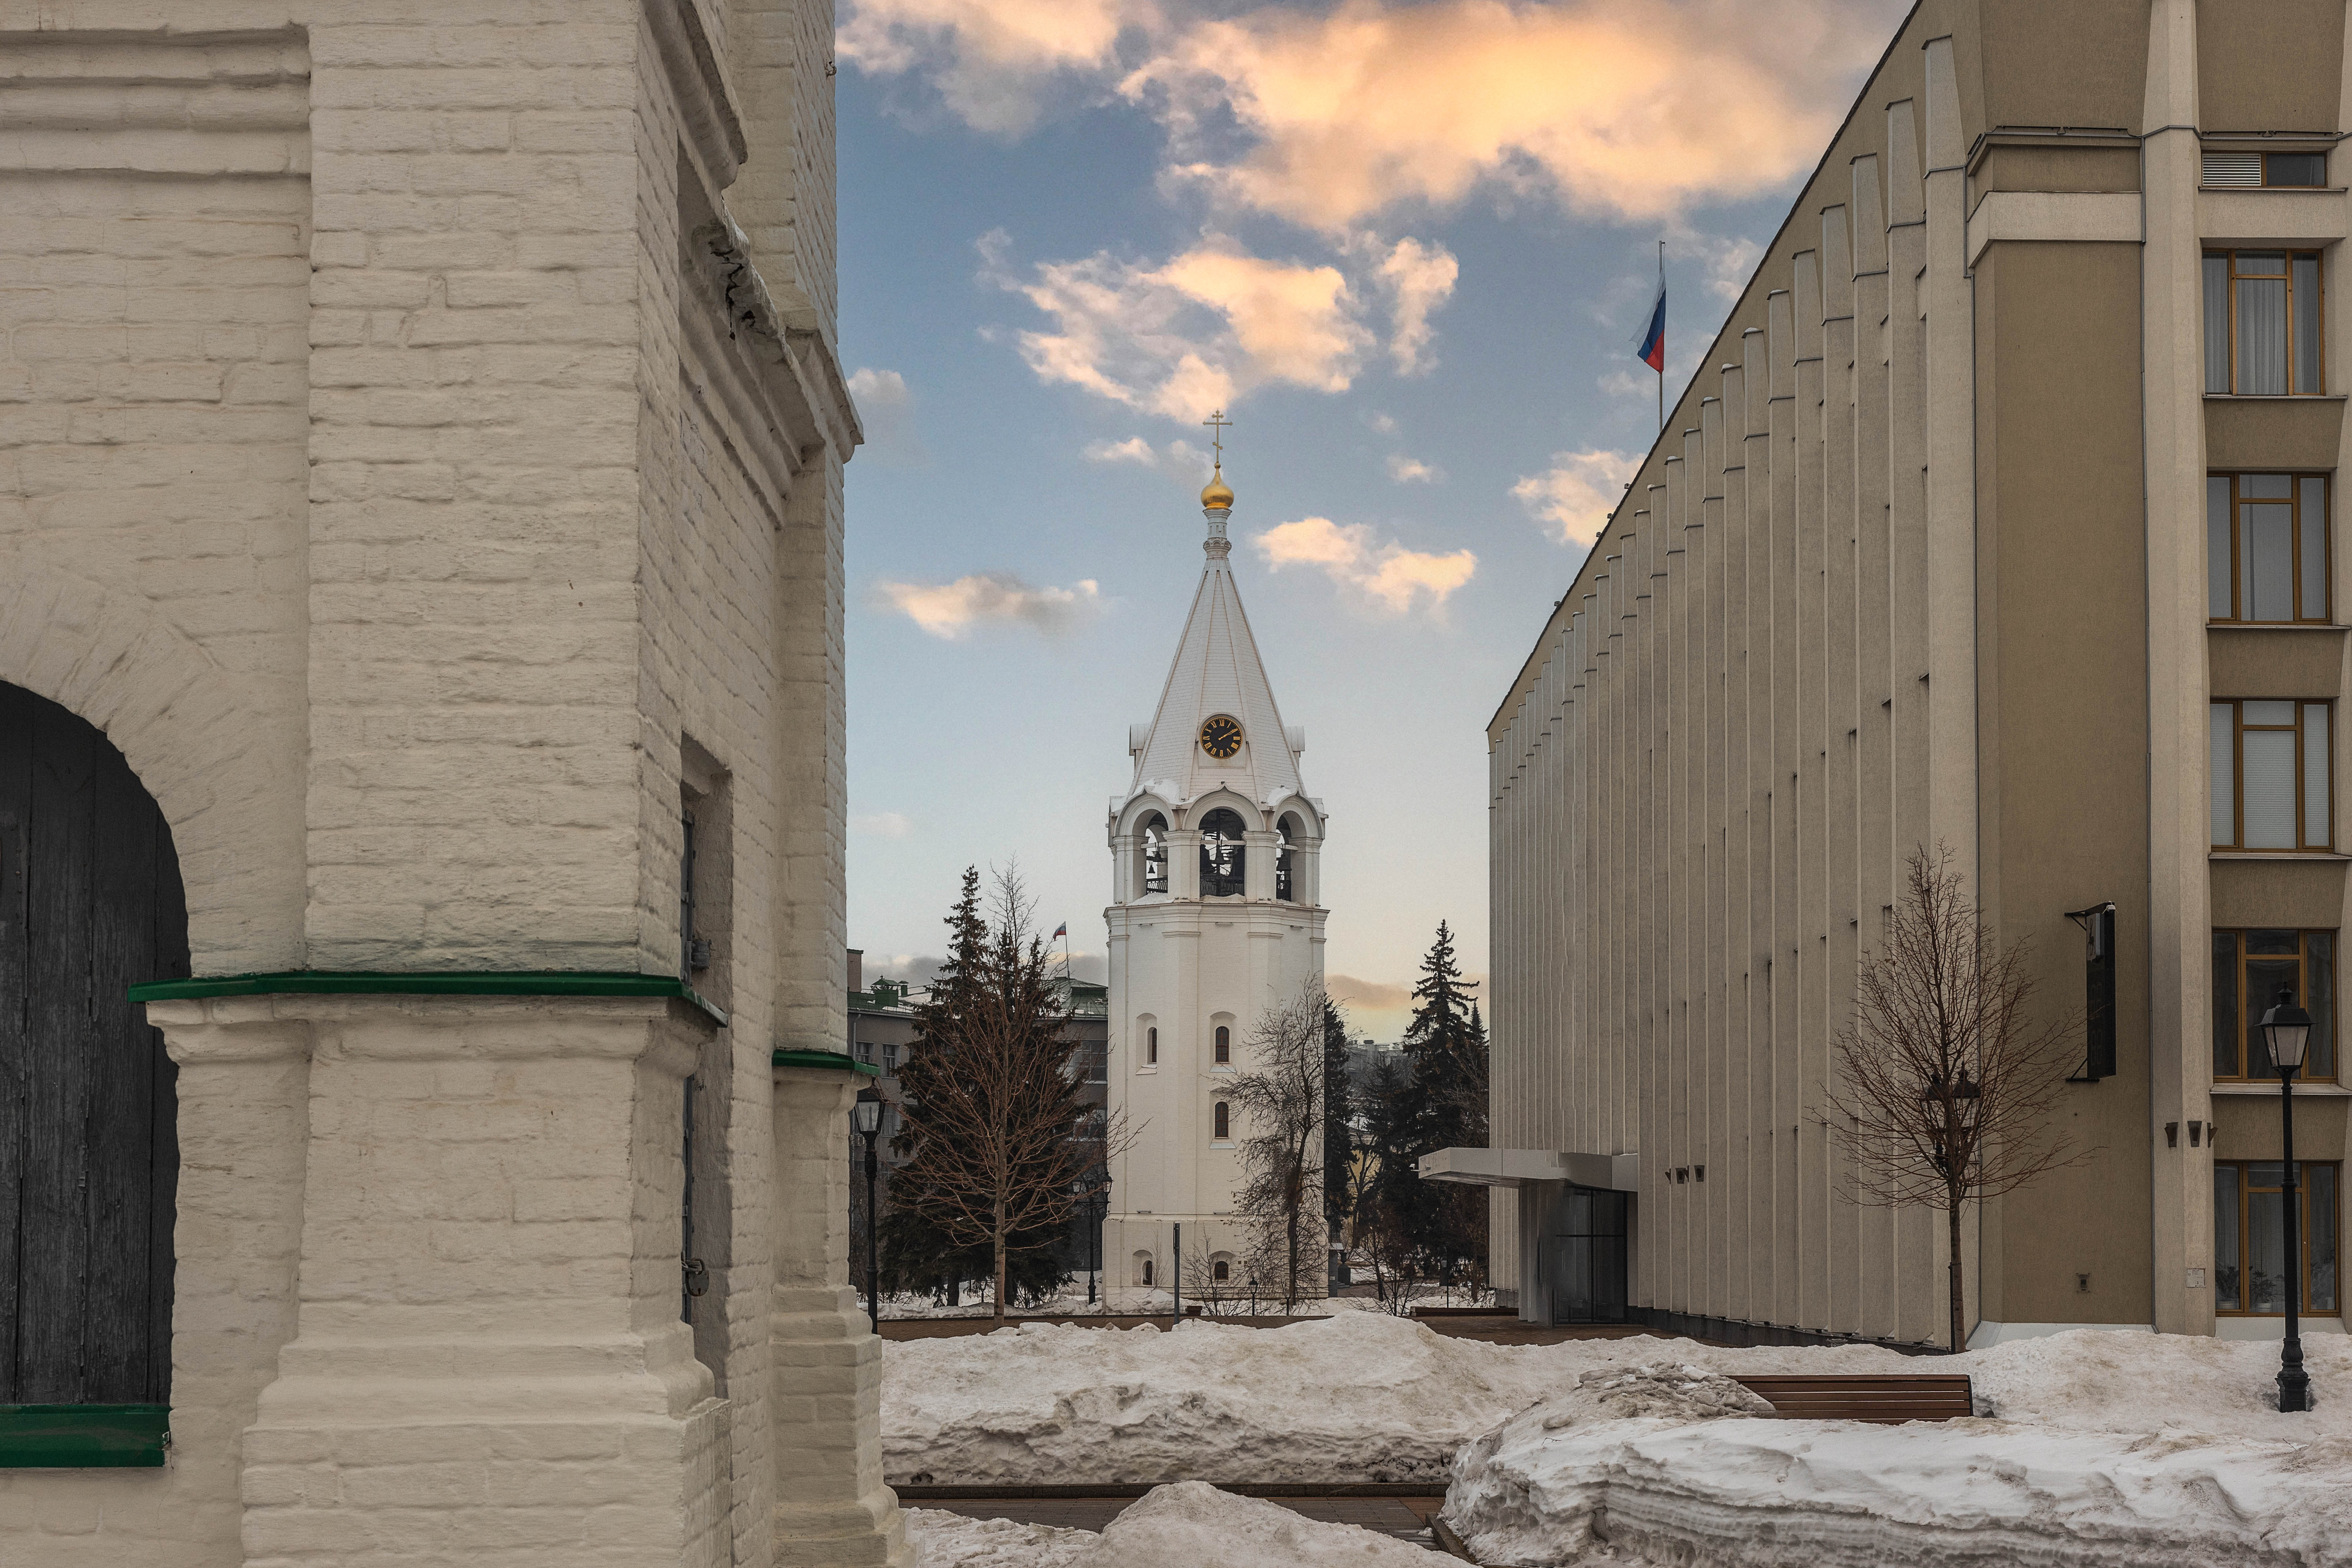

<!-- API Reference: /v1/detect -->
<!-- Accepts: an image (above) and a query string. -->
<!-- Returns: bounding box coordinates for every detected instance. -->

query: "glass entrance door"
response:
[1543,1185,1629,1324]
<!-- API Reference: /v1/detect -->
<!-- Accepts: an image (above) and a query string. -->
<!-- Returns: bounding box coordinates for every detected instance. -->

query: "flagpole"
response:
[1656,240,1665,434]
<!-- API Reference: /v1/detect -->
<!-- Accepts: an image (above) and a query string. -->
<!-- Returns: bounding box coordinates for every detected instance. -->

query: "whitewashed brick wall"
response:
[0,0,879,1558]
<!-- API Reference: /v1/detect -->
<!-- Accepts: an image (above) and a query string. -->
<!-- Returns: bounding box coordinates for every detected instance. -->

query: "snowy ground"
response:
[1444,1357,2352,1566]
[885,1313,2352,1563]
[905,1484,1440,1567]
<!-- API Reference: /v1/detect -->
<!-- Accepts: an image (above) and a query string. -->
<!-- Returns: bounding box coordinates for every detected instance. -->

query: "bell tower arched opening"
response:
[1198,807,1245,897]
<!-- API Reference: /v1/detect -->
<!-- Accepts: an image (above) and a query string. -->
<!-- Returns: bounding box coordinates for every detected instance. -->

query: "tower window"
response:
[1215,1025,1230,1063]
[1141,813,1169,895]
[1198,807,1246,896]
[1213,1259,1230,1282]
[1147,1026,1159,1064]
[1213,1101,1230,1140]
[1275,815,1296,901]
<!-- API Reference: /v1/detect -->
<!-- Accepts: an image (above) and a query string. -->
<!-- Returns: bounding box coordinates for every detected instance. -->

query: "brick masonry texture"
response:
[0,1,892,1563]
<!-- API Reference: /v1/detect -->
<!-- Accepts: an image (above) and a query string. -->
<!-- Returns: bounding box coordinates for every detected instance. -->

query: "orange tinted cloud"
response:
[838,0,1144,131]
[1255,516,1476,613]
[1126,0,1892,230]
[1512,448,1642,547]
[991,236,1373,415]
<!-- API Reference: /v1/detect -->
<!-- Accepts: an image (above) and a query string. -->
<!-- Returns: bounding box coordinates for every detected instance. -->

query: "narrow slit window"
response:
[1212,1101,1229,1140]
[1214,1025,1230,1064]
[2208,473,2330,623]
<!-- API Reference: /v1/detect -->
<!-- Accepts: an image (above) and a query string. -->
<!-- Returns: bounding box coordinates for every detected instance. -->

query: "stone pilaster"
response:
[222,994,726,1568]
[767,1064,906,1568]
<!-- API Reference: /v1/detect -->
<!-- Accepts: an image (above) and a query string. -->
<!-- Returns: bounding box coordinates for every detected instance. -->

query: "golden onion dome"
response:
[1200,466,1235,510]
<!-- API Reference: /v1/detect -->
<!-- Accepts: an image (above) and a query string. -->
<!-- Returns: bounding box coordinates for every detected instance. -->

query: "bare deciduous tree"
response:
[892,867,1132,1320]
[1229,985,1328,1311]
[1823,845,2093,1351]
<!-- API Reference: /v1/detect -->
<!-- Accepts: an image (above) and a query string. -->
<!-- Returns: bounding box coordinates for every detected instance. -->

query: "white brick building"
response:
[0,2,905,1563]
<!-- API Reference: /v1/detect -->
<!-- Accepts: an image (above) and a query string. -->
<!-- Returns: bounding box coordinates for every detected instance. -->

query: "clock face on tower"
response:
[1198,714,1244,760]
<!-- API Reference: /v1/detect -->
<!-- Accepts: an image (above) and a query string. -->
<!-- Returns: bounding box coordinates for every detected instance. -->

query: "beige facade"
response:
[1483,0,2352,1347]
[0,1,904,1564]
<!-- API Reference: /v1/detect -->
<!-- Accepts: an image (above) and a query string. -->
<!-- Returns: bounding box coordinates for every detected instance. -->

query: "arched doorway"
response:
[0,681,186,1403]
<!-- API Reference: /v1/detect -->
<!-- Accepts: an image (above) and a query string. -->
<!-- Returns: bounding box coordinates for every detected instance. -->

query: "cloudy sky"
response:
[838,0,1911,1039]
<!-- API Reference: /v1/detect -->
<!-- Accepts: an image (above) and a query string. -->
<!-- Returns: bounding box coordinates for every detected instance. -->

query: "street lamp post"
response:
[1070,1168,1109,1306]
[2259,986,2314,1414]
[852,1087,885,1333]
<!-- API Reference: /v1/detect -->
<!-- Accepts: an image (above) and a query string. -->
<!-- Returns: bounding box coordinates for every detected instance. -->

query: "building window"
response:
[2207,474,2329,623]
[1086,1044,1107,1084]
[1141,813,1169,895]
[2212,929,2337,1080]
[1198,807,1246,896]
[1141,1257,1154,1286]
[1214,1025,1230,1063]
[2202,150,2328,188]
[2216,1160,2338,1314]
[883,1042,899,1074]
[1213,1101,1230,1140]
[1212,1259,1231,1282]
[2210,700,2332,850]
[2204,250,2325,395]
[1146,1025,1158,1065]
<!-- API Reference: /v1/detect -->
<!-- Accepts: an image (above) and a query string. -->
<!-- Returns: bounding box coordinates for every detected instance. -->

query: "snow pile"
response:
[1443,1333,2352,1567]
[884,1312,1553,1484]
[906,1484,1438,1568]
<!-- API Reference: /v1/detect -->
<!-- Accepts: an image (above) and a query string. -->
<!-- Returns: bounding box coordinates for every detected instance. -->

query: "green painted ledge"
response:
[773,1048,881,1077]
[127,971,728,1029]
[0,1405,169,1468]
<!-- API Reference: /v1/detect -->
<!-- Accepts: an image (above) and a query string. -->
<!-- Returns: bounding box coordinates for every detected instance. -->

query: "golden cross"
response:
[1203,410,1232,466]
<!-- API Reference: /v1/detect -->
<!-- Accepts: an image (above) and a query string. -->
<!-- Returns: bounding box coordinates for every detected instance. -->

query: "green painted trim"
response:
[0,1405,169,1468]
[127,971,728,1028]
[773,1048,881,1077]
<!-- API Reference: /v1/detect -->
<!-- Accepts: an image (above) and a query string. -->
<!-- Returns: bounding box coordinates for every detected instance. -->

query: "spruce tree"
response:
[1320,998,1354,1288]
[880,867,1077,1309]
[1376,921,1488,1289]
[882,867,1090,1317]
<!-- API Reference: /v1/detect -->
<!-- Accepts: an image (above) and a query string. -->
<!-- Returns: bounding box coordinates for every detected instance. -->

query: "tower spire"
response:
[1199,409,1235,557]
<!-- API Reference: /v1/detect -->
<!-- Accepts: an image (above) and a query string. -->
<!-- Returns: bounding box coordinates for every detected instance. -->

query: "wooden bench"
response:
[1730,1374,1975,1424]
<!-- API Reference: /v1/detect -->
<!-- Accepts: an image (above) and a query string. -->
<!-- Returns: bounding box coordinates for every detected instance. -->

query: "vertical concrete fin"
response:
[1923,35,1964,171]
[2142,0,2200,133]
[1768,291,1796,396]
[1741,329,1768,434]
[1886,101,1924,227]
[1852,156,1888,272]
[1792,256,1822,364]
[1821,207,1854,316]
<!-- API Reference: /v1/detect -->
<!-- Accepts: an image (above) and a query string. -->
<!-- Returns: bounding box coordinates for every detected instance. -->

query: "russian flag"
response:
[1052,922,1067,940]
[1635,279,1666,372]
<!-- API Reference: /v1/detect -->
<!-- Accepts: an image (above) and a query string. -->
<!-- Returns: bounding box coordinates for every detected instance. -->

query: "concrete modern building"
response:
[0,3,907,1565]
[1101,461,1329,1302]
[1460,0,2351,1348]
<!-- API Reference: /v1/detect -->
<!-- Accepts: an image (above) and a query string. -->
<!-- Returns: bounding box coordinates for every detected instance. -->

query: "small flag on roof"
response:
[1052,922,1068,939]
[1635,276,1666,373]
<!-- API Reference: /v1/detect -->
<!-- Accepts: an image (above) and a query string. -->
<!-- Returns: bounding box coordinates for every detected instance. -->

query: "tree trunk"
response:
[1947,1194,1965,1353]
[993,1201,1009,1323]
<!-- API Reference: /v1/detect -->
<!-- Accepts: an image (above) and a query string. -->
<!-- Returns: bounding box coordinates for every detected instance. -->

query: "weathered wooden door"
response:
[0,681,186,1403]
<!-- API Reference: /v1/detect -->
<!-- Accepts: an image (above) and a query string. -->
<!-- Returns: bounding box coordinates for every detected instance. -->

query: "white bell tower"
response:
[1101,422,1328,1305]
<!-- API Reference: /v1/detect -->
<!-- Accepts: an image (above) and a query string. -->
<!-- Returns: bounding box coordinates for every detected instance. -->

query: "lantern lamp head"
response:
[852,1086,885,1138]
[2261,986,2315,1072]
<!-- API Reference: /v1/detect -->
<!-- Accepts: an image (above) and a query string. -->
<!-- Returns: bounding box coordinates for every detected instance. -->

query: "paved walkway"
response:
[913,1494,1451,1552]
